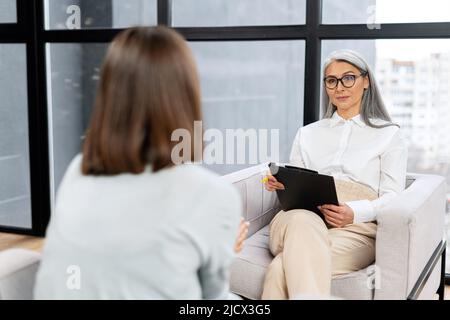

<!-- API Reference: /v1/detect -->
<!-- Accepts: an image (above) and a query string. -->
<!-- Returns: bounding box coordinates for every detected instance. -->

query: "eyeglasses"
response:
[323,72,367,89]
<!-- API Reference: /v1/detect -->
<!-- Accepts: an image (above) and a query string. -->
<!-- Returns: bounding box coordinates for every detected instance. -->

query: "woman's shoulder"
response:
[63,155,239,202]
[366,119,408,150]
[69,154,83,170]
[59,154,84,183]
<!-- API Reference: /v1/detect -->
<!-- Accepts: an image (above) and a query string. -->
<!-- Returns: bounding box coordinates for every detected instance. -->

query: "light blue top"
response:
[34,155,242,299]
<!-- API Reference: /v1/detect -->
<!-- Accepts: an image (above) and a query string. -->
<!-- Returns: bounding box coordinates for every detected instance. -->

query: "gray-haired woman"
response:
[262,49,408,299]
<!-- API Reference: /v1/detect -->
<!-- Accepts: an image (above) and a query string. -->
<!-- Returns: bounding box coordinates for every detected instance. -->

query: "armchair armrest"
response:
[374,173,447,300]
[223,163,281,237]
[0,249,41,300]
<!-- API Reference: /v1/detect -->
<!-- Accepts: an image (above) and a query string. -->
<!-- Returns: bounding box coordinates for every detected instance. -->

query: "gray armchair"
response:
[224,164,447,300]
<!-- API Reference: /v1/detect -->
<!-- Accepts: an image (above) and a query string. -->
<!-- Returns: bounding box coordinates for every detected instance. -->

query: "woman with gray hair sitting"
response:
[262,49,408,299]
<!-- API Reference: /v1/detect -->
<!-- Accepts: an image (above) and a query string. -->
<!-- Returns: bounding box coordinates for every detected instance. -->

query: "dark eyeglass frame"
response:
[323,72,368,89]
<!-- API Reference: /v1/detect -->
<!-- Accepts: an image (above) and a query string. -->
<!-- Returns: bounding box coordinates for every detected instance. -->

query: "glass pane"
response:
[46,43,108,205]
[173,0,306,26]
[0,0,17,23]
[44,0,156,30]
[322,39,450,274]
[323,0,450,24]
[191,41,305,174]
[0,44,31,228]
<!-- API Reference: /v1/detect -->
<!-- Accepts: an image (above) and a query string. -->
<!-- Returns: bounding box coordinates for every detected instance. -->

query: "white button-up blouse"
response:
[289,111,408,223]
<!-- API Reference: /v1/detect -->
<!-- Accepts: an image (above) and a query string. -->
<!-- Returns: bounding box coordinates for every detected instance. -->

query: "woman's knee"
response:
[269,209,328,255]
[284,209,326,231]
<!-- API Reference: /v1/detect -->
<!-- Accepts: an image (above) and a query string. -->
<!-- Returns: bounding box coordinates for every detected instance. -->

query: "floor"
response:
[0,232,449,300]
[0,232,45,252]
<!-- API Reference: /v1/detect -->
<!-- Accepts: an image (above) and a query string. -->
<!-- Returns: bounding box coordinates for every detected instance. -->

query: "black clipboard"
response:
[269,162,339,219]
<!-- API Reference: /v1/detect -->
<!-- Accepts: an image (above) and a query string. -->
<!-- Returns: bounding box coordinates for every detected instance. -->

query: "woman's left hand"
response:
[318,203,354,228]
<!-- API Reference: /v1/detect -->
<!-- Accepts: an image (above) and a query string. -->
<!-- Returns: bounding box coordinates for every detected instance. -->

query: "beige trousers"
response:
[261,180,379,299]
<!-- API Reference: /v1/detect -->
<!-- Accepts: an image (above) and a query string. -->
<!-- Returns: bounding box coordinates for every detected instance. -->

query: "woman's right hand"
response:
[263,173,285,192]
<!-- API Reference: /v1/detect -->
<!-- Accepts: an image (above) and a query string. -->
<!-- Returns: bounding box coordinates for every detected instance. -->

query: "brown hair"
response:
[82,26,202,175]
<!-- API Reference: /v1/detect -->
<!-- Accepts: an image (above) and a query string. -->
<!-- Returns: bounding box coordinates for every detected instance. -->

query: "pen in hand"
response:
[262,173,285,191]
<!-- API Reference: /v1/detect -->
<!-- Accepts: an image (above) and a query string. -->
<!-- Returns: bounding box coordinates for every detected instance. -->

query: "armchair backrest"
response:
[223,164,280,237]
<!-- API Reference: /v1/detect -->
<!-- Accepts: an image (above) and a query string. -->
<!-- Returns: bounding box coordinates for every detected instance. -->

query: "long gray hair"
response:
[322,49,398,129]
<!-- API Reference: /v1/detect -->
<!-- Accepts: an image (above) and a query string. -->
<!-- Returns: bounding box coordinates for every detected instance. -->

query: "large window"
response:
[43,2,307,198]
[46,40,304,188]
[0,0,449,282]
